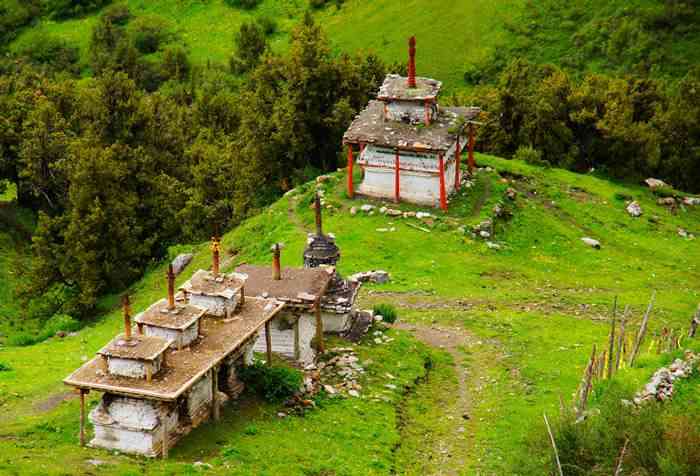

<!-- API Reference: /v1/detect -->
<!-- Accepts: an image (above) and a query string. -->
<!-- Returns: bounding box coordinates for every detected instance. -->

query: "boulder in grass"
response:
[581,237,601,249]
[683,197,700,206]
[645,178,668,190]
[626,201,643,217]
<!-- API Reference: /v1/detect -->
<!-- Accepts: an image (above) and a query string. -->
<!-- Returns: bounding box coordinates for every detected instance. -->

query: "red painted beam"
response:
[347,145,354,199]
[394,149,400,203]
[438,153,447,211]
[454,136,461,191]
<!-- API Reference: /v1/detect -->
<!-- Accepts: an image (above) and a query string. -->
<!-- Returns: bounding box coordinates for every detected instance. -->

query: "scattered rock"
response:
[626,201,643,217]
[678,228,695,239]
[350,206,358,216]
[683,197,700,206]
[348,389,360,398]
[349,270,390,284]
[277,412,287,418]
[581,237,601,249]
[323,384,337,395]
[645,178,668,190]
[632,352,698,405]
[506,187,517,200]
[360,204,375,213]
[86,459,106,467]
[193,461,213,470]
[657,197,676,206]
[416,212,433,219]
[55,331,66,338]
[171,253,194,275]
[486,242,501,250]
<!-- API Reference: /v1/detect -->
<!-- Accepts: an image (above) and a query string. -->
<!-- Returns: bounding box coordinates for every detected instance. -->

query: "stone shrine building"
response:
[343,37,481,210]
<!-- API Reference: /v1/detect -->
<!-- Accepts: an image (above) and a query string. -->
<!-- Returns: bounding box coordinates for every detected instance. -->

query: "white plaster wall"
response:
[321,312,351,333]
[386,100,433,123]
[108,355,162,379]
[92,424,157,456]
[189,294,238,317]
[89,395,179,457]
[358,145,459,207]
[253,313,298,360]
[144,321,198,349]
[187,373,213,417]
[297,313,317,365]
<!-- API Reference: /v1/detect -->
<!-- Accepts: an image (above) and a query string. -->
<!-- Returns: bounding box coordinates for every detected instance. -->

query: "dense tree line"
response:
[474,59,700,192]
[0,11,385,321]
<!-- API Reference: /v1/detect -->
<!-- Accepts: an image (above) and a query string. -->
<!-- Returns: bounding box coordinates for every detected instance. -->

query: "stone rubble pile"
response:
[581,237,601,249]
[629,352,698,405]
[317,347,366,398]
[472,219,493,239]
[645,178,668,190]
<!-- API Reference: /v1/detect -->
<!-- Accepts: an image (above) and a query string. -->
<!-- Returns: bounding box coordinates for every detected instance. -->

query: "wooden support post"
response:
[468,123,476,173]
[315,299,324,355]
[394,149,400,203]
[161,414,168,459]
[146,362,152,383]
[212,368,220,422]
[438,153,447,211]
[79,389,87,447]
[347,145,354,199]
[454,136,461,191]
[629,291,656,367]
[606,297,617,379]
[265,320,272,366]
[424,99,430,126]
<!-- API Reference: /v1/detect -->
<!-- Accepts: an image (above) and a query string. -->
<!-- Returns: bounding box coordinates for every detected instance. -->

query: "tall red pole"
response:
[347,144,354,199]
[394,149,400,203]
[438,153,447,212]
[468,123,476,173]
[408,37,417,89]
[454,136,461,191]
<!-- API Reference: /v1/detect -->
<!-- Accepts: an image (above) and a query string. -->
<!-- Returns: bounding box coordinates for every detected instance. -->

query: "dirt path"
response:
[395,321,484,475]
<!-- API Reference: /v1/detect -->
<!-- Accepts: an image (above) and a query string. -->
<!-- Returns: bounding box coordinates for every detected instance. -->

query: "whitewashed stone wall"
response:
[187,373,213,417]
[321,312,352,333]
[253,312,298,360]
[297,314,316,365]
[143,321,198,349]
[385,100,435,123]
[108,354,162,379]
[189,293,239,318]
[358,144,460,207]
[90,395,178,457]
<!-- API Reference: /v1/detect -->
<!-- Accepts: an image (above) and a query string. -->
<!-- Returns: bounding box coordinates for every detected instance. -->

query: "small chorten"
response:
[303,193,340,269]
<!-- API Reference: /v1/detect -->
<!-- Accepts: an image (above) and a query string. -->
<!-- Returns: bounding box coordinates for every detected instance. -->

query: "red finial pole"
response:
[408,36,417,89]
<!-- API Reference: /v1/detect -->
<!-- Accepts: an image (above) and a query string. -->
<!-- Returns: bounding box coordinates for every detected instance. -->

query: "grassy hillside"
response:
[0,155,698,474]
[10,0,518,90]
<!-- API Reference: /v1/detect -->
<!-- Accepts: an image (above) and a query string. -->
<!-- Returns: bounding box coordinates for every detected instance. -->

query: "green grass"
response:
[11,0,519,91]
[0,155,699,474]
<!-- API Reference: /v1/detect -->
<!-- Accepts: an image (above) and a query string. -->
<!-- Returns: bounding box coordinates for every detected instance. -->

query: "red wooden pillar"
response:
[438,152,447,211]
[468,123,476,173]
[394,149,400,203]
[454,136,461,191]
[347,144,354,199]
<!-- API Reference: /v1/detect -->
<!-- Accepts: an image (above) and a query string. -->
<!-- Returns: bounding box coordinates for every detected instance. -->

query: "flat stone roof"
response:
[135,298,206,330]
[343,101,480,152]
[180,269,246,299]
[377,74,442,102]
[97,334,170,362]
[236,265,334,306]
[65,297,284,401]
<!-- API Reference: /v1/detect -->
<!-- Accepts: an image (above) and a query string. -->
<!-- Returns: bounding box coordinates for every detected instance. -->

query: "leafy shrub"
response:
[373,303,397,324]
[161,46,191,82]
[101,3,131,25]
[514,145,548,167]
[14,30,80,73]
[230,21,268,74]
[0,0,41,44]
[256,15,277,36]
[129,15,172,54]
[224,0,260,9]
[45,0,112,20]
[239,361,302,402]
[0,362,13,372]
[309,0,343,9]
